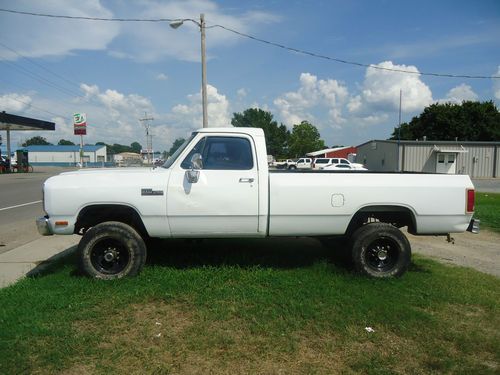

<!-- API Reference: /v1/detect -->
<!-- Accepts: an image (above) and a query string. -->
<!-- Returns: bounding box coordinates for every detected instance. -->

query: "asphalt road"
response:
[0,167,76,254]
[472,179,500,193]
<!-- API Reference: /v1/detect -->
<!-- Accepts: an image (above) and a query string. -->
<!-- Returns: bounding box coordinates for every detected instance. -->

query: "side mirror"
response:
[191,153,203,170]
[186,153,202,183]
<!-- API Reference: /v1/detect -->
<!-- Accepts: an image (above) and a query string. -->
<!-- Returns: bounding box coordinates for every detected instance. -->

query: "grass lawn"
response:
[475,192,500,233]
[1,237,499,375]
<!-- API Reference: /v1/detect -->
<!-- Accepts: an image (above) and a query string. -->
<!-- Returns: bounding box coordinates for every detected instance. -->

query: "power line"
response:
[210,24,500,80]
[0,41,82,90]
[0,7,498,79]
[0,59,84,98]
[0,8,177,22]
[0,42,113,121]
[1,94,68,119]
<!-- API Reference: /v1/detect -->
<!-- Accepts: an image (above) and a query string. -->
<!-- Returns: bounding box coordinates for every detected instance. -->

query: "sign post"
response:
[73,113,87,168]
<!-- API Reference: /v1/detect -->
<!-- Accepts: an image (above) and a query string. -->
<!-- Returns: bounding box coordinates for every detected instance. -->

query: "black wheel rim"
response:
[90,238,131,275]
[365,237,399,272]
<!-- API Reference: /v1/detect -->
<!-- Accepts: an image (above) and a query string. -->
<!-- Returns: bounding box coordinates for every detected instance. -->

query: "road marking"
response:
[0,200,42,211]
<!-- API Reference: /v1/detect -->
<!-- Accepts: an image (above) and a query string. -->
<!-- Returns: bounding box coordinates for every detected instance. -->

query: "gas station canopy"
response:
[0,111,55,131]
[1,112,55,169]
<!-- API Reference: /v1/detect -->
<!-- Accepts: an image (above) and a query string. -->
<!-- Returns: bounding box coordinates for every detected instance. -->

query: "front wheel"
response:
[350,223,411,278]
[78,221,147,279]
[288,165,297,170]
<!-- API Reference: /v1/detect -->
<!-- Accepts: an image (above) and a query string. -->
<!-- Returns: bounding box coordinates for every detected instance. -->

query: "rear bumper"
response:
[467,218,480,234]
[36,216,53,236]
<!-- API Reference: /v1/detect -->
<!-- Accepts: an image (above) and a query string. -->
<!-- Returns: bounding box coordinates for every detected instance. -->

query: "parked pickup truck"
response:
[273,159,297,169]
[37,127,479,279]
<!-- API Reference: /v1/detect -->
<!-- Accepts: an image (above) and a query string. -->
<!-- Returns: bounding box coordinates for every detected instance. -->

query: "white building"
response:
[25,145,107,166]
[356,140,500,178]
[113,152,143,167]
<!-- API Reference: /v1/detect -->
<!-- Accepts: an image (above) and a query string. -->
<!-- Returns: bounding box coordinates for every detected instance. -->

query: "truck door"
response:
[167,134,259,236]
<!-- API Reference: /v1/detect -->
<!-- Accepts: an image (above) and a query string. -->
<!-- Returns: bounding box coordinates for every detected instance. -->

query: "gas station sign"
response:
[73,113,87,135]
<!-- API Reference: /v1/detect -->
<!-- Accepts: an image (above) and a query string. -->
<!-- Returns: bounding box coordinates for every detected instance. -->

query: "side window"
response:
[332,158,339,164]
[181,136,253,170]
[204,137,254,170]
[340,159,349,164]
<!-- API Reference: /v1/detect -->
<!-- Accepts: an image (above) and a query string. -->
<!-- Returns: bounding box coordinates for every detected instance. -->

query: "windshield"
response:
[161,133,197,169]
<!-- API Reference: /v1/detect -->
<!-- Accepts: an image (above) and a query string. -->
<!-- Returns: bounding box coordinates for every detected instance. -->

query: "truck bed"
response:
[268,172,473,236]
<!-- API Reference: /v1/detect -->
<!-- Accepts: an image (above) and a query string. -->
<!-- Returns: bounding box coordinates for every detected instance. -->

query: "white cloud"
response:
[170,84,231,128]
[0,93,32,112]
[494,66,500,100]
[271,63,436,148]
[438,84,479,104]
[0,0,120,60]
[274,72,349,127]
[111,0,280,63]
[237,88,247,98]
[81,83,99,99]
[156,73,168,81]
[79,84,156,142]
[2,83,233,152]
[0,1,278,63]
[348,61,433,115]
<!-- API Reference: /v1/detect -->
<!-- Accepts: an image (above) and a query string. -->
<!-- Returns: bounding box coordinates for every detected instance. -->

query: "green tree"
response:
[390,101,500,141]
[288,121,326,157]
[232,108,290,158]
[130,142,142,153]
[58,139,75,146]
[168,138,186,156]
[22,136,52,146]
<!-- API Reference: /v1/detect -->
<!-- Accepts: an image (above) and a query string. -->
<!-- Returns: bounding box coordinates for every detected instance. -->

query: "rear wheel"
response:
[350,223,411,278]
[78,221,147,279]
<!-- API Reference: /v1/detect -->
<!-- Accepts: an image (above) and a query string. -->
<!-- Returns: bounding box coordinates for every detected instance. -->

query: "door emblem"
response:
[141,188,164,196]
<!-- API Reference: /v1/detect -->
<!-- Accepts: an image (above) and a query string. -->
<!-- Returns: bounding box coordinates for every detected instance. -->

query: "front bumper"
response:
[467,218,480,234]
[36,216,53,236]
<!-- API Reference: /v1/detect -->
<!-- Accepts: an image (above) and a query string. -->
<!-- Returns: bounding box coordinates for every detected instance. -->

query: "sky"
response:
[0,0,499,153]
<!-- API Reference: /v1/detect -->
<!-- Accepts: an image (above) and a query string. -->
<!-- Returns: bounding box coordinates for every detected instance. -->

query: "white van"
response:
[312,158,335,170]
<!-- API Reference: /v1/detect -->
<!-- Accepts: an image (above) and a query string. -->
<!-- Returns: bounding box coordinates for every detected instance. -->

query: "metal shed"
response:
[356,140,500,178]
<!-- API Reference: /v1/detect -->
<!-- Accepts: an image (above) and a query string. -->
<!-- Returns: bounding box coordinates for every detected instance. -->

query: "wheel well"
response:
[75,204,148,238]
[346,205,416,236]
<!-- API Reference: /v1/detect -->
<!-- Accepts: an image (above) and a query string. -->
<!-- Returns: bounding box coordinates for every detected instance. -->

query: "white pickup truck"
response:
[37,127,479,279]
[272,159,297,169]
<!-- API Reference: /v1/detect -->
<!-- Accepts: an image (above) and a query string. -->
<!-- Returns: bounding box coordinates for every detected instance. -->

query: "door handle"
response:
[239,178,254,183]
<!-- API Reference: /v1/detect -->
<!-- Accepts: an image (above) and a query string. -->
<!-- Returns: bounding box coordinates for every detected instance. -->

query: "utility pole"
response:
[170,14,208,128]
[139,112,154,164]
[397,89,402,172]
[200,13,208,128]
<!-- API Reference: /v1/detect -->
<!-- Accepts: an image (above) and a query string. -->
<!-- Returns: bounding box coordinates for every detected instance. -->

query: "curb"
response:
[0,235,80,288]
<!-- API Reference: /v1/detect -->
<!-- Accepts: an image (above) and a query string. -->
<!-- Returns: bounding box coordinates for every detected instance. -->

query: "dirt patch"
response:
[406,229,500,277]
[58,364,95,375]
